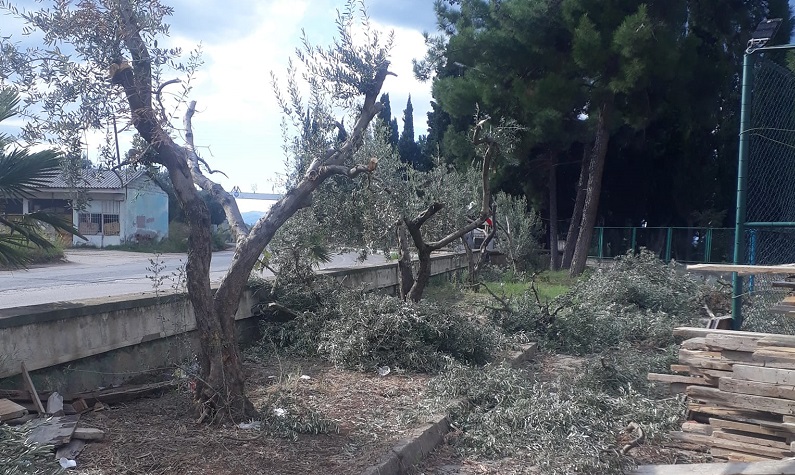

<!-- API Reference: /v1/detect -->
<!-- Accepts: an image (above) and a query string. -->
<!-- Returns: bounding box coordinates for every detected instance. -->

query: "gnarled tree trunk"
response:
[396,222,415,299]
[115,0,390,422]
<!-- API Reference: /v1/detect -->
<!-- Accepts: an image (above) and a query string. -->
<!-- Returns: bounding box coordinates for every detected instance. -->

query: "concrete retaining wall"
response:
[0,252,469,393]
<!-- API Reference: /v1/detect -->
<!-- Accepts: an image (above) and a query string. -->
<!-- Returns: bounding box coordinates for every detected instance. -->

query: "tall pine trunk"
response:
[570,99,613,277]
[548,152,560,271]
[562,144,591,269]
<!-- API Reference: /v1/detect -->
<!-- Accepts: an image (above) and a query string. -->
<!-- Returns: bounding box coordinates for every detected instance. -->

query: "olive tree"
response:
[317,115,520,301]
[0,0,393,421]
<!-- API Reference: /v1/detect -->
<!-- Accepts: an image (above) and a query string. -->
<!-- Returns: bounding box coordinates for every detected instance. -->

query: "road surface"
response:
[0,248,386,309]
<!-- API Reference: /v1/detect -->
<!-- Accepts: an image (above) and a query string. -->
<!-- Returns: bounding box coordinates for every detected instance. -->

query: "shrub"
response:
[420,362,684,475]
[501,250,709,355]
[255,276,503,373]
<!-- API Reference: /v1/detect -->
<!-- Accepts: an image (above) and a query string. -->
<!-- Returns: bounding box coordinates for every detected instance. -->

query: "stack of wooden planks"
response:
[649,327,795,462]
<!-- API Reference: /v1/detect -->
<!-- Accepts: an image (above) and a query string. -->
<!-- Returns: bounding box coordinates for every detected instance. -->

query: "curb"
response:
[361,342,538,475]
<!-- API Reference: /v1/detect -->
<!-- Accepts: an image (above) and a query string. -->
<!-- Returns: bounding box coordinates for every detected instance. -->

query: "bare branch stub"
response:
[183,100,249,238]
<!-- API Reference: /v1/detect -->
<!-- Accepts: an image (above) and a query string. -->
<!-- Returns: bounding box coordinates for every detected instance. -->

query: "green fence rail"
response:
[587,227,736,264]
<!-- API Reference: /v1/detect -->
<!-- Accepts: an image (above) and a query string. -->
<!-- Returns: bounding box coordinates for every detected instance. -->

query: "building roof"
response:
[39,168,149,190]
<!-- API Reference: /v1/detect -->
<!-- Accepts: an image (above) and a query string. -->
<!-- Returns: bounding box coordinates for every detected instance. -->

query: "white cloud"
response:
[374,21,432,136]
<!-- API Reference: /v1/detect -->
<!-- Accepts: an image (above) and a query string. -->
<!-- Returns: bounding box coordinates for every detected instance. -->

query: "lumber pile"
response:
[649,327,795,462]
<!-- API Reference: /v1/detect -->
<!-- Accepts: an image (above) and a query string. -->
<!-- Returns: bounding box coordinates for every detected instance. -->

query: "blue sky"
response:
[155,0,438,209]
[1,0,438,212]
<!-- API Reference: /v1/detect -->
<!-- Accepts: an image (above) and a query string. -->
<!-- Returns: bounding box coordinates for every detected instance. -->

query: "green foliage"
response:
[494,192,544,272]
[0,88,85,268]
[255,373,339,440]
[502,251,708,354]
[0,421,63,474]
[422,362,684,475]
[255,276,503,373]
[317,294,500,372]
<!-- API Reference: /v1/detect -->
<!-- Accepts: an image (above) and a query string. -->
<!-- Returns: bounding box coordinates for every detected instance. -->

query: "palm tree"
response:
[0,88,84,268]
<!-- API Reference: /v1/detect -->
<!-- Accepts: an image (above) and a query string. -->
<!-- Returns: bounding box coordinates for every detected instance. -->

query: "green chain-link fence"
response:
[588,227,735,264]
[735,54,795,327]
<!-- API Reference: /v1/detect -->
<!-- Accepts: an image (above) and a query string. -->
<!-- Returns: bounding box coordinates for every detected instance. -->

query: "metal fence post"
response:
[732,52,755,329]
[665,227,673,262]
[598,227,604,259]
[704,228,713,263]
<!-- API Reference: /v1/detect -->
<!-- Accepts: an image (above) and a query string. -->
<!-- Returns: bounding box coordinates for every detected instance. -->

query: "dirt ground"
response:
[73,357,430,475]
[64,349,707,475]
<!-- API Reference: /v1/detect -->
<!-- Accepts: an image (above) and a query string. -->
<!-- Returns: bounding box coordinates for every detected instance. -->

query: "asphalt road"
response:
[0,248,386,309]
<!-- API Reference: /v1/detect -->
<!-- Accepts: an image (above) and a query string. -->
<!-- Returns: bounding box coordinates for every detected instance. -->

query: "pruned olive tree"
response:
[315,115,521,302]
[0,0,393,421]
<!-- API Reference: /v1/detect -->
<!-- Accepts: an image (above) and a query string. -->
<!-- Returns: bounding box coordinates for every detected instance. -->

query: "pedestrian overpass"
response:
[230,186,283,201]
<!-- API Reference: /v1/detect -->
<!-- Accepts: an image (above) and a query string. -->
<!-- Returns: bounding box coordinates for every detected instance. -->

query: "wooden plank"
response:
[758,335,795,348]
[648,373,712,386]
[0,389,51,403]
[723,350,756,363]
[710,448,779,462]
[768,305,795,316]
[753,348,795,368]
[720,377,795,401]
[679,349,734,371]
[25,414,79,446]
[772,281,795,289]
[20,362,45,415]
[705,334,759,352]
[687,263,795,275]
[683,338,710,350]
[673,327,778,340]
[712,429,790,450]
[733,365,795,385]
[670,364,691,373]
[682,421,713,435]
[668,431,711,446]
[688,403,785,426]
[710,418,795,439]
[687,386,795,416]
[708,435,793,458]
[633,459,795,475]
[73,427,104,441]
[69,380,175,406]
[0,398,27,422]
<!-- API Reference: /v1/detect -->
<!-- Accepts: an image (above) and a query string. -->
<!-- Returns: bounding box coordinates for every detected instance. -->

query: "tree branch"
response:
[156,78,181,123]
[183,100,249,238]
[426,120,497,249]
[305,63,393,177]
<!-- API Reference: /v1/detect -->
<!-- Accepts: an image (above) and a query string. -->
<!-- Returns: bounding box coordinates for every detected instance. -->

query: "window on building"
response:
[0,199,22,215]
[103,214,120,236]
[78,213,102,235]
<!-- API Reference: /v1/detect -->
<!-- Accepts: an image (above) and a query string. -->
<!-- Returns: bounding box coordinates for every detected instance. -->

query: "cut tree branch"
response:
[183,100,249,238]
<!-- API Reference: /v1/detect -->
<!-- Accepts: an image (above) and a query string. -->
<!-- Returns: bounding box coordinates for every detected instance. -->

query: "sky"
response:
[2,0,439,213]
[166,0,437,211]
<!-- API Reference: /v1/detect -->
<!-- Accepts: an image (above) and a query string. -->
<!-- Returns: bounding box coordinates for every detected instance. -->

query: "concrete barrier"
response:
[0,252,470,393]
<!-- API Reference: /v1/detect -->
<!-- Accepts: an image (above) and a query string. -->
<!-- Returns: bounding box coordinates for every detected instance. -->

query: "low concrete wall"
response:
[0,252,469,393]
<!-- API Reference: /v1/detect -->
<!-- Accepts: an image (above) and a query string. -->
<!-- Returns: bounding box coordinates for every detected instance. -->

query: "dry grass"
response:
[75,357,430,475]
